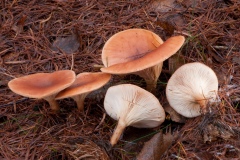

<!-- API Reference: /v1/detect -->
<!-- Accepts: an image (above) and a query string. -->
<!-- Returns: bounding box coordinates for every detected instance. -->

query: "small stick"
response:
[94,112,106,131]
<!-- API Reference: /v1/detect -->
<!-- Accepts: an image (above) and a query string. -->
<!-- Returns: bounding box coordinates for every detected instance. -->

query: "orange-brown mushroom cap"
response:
[56,72,111,99]
[101,28,164,67]
[8,70,76,99]
[101,35,185,74]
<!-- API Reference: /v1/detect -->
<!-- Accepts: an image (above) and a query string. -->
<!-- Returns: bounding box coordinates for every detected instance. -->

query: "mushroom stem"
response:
[145,79,158,93]
[44,96,60,112]
[72,93,88,111]
[110,121,127,146]
[135,63,163,93]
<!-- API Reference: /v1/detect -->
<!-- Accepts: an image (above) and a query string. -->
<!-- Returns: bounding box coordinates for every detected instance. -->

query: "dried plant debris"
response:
[11,15,27,36]
[161,102,240,159]
[136,131,174,160]
[52,34,80,54]
[167,54,185,74]
[163,104,187,123]
[150,0,182,12]
[66,140,109,160]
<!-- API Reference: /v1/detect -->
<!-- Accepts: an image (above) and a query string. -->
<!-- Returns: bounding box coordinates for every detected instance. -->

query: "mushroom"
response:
[56,72,111,111]
[166,62,219,118]
[8,70,76,112]
[101,28,185,92]
[104,84,165,146]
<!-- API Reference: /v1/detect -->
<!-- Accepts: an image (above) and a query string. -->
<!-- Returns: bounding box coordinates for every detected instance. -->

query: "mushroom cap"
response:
[56,72,111,99]
[101,35,185,74]
[166,62,219,118]
[8,70,76,99]
[102,28,164,67]
[104,84,165,128]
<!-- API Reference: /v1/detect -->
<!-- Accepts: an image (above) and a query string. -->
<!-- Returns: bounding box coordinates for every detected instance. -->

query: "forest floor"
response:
[0,0,240,159]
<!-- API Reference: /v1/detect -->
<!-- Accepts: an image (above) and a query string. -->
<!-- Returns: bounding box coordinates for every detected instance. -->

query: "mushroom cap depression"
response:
[56,72,111,99]
[101,28,164,67]
[104,84,165,128]
[166,62,219,118]
[8,70,76,99]
[101,33,185,74]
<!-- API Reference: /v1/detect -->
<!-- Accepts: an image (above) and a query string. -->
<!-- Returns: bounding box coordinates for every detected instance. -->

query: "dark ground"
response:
[0,0,240,159]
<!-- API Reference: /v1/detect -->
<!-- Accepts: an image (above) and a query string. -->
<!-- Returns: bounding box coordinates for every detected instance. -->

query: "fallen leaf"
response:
[168,53,185,74]
[203,119,234,143]
[164,104,187,123]
[52,34,80,54]
[150,0,180,12]
[178,0,208,8]
[155,12,186,36]
[136,131,174,160]
[155,20,175,36]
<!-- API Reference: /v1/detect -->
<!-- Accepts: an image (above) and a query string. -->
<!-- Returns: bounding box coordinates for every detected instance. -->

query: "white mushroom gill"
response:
[104,84,165,146]
[166,62,219,118]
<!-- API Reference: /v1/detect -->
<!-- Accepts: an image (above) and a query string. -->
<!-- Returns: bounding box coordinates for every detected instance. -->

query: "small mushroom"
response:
[166,62,219,118]
[101,28,185,92]
[8,70,76,112]
[56,72,111,111]
[104,84,165,146]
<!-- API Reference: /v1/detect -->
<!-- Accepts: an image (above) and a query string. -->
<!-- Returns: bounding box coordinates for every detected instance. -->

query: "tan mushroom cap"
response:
[56,72,111,99]
[8,70,76,112]
[101,35,185,74]
[55,72,111,111]
[8,70,76,99]
[102,28,164,67]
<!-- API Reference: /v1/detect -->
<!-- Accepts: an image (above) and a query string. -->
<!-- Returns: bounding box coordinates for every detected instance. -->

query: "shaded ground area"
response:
[0,0,240,159]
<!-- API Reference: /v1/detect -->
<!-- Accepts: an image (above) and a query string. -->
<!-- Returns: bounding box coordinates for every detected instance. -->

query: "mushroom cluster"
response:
[8,70,111,112]
[8,28,219,148]
[56,72,111,111]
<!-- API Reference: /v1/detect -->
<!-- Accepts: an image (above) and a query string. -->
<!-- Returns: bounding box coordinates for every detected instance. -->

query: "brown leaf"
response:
[168,54,185,74]
[178,0,208,8]
[164,104,187,123]
[203,121,234,143]
[150,0,180,12]
[136,131,174,160]
[155,20,175,36]
[52,34,80,54]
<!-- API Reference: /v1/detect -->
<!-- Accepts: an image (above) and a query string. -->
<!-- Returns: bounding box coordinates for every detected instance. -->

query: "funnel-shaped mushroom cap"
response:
[56,72,111,111]
[166,62,219,118]
[101,35,185,74]
[104,84,165,145]
[8,70,76,112]
[56,72,111,99]
[104,84,165,127]
[102,28,164,67]
[8,70,76,99]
